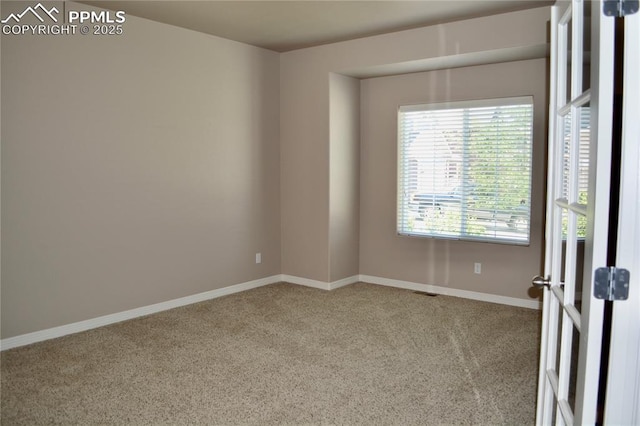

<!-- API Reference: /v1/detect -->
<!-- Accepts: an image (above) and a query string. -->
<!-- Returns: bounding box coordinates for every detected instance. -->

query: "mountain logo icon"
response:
[1,3,59,24]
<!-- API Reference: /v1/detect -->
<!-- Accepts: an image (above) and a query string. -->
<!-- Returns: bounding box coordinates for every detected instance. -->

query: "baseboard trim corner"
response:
[281,274,359,291]
[329,275,360,290]
[359,275,542,310]
[0,275,281,351]
[281,274,330,290]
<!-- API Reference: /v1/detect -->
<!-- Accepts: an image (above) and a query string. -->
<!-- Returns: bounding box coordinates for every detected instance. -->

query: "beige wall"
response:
[279,56,330,281]
[1,7,281,338]
[2,5,552,340]
[329,73,360,282]
[280,7,549,286]
[359,59,548,300]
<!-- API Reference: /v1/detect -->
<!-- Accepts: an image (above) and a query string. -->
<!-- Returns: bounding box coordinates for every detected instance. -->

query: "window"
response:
[561,105,591,239]
[397,97,534,245]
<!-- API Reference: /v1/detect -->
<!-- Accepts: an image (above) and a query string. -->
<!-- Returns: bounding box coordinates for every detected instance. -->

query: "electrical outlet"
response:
[474,263,481,274]
[255,253,262,264]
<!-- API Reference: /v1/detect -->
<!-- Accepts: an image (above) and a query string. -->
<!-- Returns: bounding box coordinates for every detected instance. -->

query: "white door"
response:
[535,1,615,424]
[603,6,640,425]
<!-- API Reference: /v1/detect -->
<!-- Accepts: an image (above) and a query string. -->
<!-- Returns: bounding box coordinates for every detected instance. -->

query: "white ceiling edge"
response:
[340,44,550,79]
[78,1,554,52]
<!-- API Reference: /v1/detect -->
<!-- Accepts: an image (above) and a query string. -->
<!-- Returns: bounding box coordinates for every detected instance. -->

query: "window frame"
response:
[397,96,535,245]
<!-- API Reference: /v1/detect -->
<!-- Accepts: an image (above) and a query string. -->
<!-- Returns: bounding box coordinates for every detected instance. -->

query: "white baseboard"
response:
[359,274,542,310]
[1,272,539,351]
[281,274,330,290]
[329,275,359,290]
[280,274,359,291]
[0,275,282,351]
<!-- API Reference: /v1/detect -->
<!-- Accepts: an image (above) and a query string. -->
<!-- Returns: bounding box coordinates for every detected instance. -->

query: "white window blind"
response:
[561,105,591,238]
[397,97,534,244]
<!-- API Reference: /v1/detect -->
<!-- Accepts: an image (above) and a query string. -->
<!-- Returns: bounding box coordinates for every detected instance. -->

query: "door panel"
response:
[604,8,640,425]
[536,1,614,424]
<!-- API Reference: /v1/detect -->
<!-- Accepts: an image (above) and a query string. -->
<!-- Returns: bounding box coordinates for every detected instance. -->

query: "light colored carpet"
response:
[1,282,541,425]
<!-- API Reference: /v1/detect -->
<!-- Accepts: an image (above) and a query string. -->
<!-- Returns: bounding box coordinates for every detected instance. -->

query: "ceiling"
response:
[82,1,553,52]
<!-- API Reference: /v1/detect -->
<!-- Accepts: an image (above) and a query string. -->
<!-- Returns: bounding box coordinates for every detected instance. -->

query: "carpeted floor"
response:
[1,282,541,425]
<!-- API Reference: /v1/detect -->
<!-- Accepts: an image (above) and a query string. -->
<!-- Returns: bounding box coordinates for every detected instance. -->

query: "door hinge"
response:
[594,267,630,301]
[604,0,639,17]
